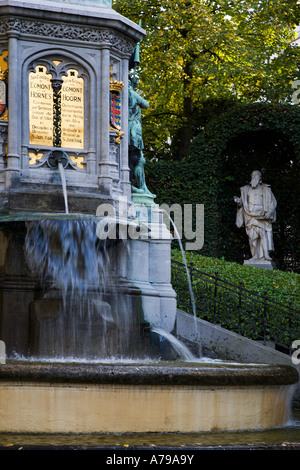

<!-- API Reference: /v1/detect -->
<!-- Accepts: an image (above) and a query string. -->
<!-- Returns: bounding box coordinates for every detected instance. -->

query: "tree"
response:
[113,0,300,159]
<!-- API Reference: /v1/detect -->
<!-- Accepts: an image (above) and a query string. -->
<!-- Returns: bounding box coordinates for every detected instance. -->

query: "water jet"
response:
[0,0,298,436]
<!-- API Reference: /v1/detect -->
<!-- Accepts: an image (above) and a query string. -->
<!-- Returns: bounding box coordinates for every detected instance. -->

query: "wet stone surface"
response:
[0,362,298,386]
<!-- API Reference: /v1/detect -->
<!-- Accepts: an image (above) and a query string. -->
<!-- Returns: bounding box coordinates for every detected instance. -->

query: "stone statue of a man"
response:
[234,170,277,264]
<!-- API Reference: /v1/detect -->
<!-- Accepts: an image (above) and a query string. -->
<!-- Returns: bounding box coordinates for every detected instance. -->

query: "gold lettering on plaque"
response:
[29,65,53,146]
[29,65,85,151]
[61,69,84,149]
[0,50,8,121]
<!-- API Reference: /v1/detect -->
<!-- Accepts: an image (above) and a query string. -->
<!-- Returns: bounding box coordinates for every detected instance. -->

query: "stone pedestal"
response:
[244,258,277,270]
[131,192,156,206]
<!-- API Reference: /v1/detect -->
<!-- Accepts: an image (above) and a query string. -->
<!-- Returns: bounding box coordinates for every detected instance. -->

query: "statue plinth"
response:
[244,258,277,270]
[131,192,156,207]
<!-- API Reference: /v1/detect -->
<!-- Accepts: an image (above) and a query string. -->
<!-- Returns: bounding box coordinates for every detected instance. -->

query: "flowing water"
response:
[23,217,195,362]
[26,167,201,363]
[151,327,197,362]
[58,162,69,214]
[23,218,140,360]
[161,209,202,356]
[25,218,108,297]
[161,209,196,319]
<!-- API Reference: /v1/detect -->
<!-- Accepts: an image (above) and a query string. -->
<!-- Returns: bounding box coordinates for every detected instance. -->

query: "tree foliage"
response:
[113,0,300,159]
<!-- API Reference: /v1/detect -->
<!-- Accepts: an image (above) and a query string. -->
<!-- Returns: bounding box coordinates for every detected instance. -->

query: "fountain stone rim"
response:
[0,362,298,387]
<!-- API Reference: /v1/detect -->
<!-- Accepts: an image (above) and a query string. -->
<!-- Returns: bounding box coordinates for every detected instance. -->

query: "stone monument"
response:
[234,170,277,269]
[0,0,145,212]
[0,0,177,358]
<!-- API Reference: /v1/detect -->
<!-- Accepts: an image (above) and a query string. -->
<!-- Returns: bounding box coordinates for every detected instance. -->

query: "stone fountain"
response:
[0,0,298,434]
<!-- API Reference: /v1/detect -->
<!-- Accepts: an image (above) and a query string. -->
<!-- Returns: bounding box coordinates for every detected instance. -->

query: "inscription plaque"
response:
[61,69,84,149]
[29,65,84,150]
[0,50,8,121]
[0,80,6,118]
[29,65,53,146]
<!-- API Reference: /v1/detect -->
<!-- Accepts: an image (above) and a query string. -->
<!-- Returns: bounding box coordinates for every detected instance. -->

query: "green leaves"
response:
[114,0,300,158]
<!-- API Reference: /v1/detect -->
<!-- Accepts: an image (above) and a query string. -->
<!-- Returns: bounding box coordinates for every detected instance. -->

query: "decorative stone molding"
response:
[0,17,135,55]
[109,134,120,164]
[0,122,7,160]
[28,149,86,171]
[0,122,7,184]
[27,57,88,81]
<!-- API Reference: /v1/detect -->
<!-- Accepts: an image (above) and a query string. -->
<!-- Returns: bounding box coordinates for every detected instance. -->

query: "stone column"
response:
[6,32,20,186]
[120,56,131,199]
[147,207,177,333]
[86,69,96,176]
[98,46,112,195]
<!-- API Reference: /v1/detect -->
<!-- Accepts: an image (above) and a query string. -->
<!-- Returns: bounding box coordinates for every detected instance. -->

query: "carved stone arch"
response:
[24,47,96,80]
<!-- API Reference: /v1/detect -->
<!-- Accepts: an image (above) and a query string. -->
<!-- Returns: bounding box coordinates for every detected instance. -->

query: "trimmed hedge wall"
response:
[146,159,219,256]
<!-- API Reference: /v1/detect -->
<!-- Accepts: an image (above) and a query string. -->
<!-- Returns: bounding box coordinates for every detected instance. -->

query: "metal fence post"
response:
[263,290,267,344]
[238,281,242,334]
[213,271,218,323]
[189,262,194,315]
[288,301,292,354]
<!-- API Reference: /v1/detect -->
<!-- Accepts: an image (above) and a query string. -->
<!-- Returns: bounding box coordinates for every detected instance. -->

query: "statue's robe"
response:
[236,184,277,259]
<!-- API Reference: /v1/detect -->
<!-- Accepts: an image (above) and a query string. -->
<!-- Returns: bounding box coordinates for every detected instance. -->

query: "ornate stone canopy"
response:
[0,0,145,211]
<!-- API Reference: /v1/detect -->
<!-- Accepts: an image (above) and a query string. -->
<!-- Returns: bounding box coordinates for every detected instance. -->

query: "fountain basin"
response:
[0,362,298,433]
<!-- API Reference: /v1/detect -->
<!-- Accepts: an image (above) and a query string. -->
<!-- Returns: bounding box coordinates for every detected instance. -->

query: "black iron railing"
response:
[171,259,300,354]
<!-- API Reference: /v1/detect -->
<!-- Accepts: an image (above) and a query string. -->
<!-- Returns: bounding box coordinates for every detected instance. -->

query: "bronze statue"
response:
[128,43,155,198]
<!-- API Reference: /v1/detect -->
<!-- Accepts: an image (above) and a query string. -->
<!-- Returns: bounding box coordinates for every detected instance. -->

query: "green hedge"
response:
[171,249,300,309]
[146,159,219,257]
[171,250,300,348]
